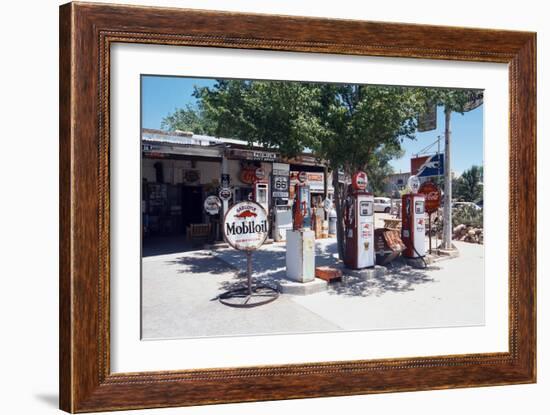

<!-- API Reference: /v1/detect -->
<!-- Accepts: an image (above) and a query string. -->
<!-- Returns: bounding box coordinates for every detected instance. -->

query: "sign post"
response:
[204,195,222,241]
[219,201,279,307]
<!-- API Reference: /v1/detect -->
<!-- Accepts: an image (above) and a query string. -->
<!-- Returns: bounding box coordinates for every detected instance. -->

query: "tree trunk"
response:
[331,169,346,260]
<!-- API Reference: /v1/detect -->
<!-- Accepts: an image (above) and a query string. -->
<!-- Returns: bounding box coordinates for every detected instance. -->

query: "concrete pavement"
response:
[141,237,484,339]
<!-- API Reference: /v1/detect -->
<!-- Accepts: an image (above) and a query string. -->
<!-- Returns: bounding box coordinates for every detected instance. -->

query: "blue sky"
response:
[141,75,483,175]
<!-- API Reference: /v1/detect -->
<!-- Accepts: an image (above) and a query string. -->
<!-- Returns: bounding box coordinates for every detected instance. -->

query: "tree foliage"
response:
[192,81,426,258]
[195,80,324,157]
[454,165,483,202]
[162,80,482,258]
[161,103,216,135]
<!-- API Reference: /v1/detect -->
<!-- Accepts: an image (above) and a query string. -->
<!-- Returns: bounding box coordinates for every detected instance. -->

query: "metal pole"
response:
[442,107,453,249]
[246,251,252,295]
[429,213,432,254]
[221,148,229,224]
[437,135,441,184]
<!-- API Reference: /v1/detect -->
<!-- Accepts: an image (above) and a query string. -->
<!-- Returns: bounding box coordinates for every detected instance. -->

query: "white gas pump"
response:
[253,181,269,214]
[401,175,426,258]
[271,162,291,241]
[343,171,375,269]
[273,206,292,241]
[285,172,315,283]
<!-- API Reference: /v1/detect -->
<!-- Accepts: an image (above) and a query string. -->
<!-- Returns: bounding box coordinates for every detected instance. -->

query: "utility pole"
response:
[442,107,453,250]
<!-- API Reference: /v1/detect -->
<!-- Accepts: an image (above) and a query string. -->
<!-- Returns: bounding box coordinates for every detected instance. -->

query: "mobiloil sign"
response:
[225,213,268,235]
[223,202,269,251]
[220,201,277,307]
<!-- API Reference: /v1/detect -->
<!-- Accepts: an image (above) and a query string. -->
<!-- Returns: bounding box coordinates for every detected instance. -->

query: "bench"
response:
[186,223,212,244]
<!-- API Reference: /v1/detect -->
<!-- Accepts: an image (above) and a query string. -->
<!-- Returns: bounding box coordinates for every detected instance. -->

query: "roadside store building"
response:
[141,129,333,242]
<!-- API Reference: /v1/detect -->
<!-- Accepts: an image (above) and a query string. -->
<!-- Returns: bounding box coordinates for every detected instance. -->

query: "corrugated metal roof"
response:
[141,129,249,147]
[141,128,315,158]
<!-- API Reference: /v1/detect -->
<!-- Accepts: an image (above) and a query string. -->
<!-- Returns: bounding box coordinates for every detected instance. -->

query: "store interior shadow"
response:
[142,236,201,257]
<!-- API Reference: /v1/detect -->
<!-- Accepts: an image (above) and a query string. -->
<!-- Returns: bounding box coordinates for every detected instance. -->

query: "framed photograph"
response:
[59,2,536,412]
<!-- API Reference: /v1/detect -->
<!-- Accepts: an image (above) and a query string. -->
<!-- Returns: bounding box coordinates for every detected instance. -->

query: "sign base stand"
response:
[218,251,279,308]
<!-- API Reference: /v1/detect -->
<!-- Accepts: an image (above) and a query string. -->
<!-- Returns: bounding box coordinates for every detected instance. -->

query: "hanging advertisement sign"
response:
[225,148,278,162]
[219,187,232,201]
[272,162,290,198]
[407,175,421,193]
[418,182,441,214]
[463,91,484,112]
[411,153,444,177]
[255,167,266,181]
[290,171,324,192]
[418,103,437,132]
[351,171,368,191]
[183,169,200,183]
[272,175,289,198]
[220,173,230,188]
[240,166,257,184]
[223,202,269,251]
[204,195,222,215]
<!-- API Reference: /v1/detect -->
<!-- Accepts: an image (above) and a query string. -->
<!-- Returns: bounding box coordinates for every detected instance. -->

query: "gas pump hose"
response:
[413,245,428,269]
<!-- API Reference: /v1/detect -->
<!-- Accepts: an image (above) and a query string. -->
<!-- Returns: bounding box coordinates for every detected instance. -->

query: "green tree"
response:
[163,80,480,259]
[419,89,483,249]
[196,80,324,157]
[310,84,424,258]
[455,165,483,202]
[161,103,216,135]
[196,81,424,259]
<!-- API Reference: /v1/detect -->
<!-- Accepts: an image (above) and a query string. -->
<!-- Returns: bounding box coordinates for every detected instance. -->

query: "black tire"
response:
[384,207,390,213]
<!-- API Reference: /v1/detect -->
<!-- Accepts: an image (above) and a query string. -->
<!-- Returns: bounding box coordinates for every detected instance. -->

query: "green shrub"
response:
[452,206,483,228]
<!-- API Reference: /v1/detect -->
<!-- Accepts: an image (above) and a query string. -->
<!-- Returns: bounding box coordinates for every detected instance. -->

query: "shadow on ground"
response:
[157,241,442,298]
[329,266,437,297]
[165,251,233,275]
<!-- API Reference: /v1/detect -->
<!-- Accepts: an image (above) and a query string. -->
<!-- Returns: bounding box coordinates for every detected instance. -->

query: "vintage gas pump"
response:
[271,163,292,242]
[292,171,311,230]
[343,171,375,269]
[253,180,269,215]
[286,171,315,283]
[401,175,426,258]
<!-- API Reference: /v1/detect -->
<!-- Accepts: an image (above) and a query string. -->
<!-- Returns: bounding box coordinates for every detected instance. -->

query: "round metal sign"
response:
[418,181,441,214]
[407,175,421,193]
[223,201,269,251]
[351,171,368,191]
[255,167,266,181]
[297,171,308,183]
[204,195,222,215]
[218,187,232,201]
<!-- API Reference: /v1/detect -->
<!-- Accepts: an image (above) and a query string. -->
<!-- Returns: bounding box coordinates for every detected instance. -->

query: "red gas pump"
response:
[344,171,375,269]
[401,175,426,259]
[292,172,311,230]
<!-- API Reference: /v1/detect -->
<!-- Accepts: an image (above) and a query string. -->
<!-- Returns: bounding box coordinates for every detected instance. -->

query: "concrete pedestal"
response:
[278,278,327,295]
[285,229,315,283]
[344,265,387,279]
